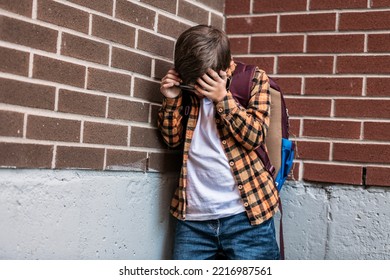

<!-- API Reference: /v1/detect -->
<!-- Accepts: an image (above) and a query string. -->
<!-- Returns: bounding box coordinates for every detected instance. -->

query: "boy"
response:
[158,25,280,260]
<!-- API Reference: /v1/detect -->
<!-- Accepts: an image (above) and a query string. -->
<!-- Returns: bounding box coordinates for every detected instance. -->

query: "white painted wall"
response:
[1,170,389,260]
[0,169,177,259]
[277,182,390,260]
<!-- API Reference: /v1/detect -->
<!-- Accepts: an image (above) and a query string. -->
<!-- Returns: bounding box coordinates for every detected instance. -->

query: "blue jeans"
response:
[173,212,280,260]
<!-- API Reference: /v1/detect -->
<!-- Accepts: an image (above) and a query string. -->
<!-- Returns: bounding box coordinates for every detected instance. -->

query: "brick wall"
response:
[0,0,224,172]
[225,0,390,187]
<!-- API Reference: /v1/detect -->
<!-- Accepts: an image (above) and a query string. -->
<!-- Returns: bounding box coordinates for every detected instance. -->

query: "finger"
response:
[197,78,213,92]
[194,84,209,97]
[163,73,181,82]
[206,68,223,83]
[219,70,227,82]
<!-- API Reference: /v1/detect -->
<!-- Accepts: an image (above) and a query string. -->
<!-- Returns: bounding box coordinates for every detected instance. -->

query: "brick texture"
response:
[0,0,33,17]
[33,55,86,87]
[0,47,29,76]
[0,16,58,53]
[226,0,390,186]
[1,0,388,187]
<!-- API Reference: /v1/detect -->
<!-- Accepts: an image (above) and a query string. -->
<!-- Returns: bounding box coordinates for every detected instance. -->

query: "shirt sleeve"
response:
[215,68,270,151]
[157,93,185,148]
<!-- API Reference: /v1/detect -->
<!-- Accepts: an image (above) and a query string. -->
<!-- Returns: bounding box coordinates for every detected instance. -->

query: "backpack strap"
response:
[230,62,276,177]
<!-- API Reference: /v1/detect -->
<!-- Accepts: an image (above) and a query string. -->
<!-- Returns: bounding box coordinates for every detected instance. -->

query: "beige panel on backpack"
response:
[265,88,283,179]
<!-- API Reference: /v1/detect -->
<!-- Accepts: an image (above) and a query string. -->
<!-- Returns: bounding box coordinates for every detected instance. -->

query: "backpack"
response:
[229,62,295,192]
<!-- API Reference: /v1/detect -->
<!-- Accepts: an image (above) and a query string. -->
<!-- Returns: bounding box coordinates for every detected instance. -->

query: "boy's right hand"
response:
[160,69,182,99]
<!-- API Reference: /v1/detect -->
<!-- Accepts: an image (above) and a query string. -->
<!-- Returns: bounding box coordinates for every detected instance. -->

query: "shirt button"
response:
[222,140,227,145]
[229,161,234,166]
[238,184,243,190]
[244,202,249,207]
[218,107,223,113]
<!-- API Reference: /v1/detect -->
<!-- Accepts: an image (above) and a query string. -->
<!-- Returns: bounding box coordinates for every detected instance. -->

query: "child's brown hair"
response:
[174,25,231,85]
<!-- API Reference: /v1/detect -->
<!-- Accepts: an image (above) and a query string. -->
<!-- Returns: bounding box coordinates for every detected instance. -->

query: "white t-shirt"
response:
[186,97,245,220]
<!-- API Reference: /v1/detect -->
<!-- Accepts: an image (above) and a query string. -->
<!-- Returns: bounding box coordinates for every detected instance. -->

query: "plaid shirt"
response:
[157,67,279,225]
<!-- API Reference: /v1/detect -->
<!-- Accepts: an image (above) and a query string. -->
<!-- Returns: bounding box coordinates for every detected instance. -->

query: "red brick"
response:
[333,143,390,164]
[83,122,128,146]
[196,0,224,12]
[225,0,250,14]
[254,0,307,12]
[366,78,390,97]
[280,13,336,32]
[226,16,277,34]
[307,34,364,53]
[0,78,55,110]
[0,111,24,137]
[0,46,29,76]
[116,0,155,30]
[67,0,113,15]
[178,1,209,25]
[140,0,177,14]
[295,141,330,161]
[58,89,106,117]
[130,126,165,149]
[310,0,367,10]
[0,142,53,168]
[148,152,182,173]
[337,56,390,74]
[278,56,334,74]
[364,122,390,142]
[133,78,163,103]
[251,35,304,54]
[371,0,390,8]
[0,16,57,52]
[92,15,135,47]
[230,37,249,54]
[366,167,390,187]
[27,115,81,142]
[108,98,149,123]
[234,57,275,74]
[158,15,191,39]
[137,30,175,60]
[33,55,86,88]
[150,104,160,127]
[56,146,104,169]
[305,78,362,96]
[106,149,147,172]
[111,48,152,76]
[285,98,332,117]
[339,11,390,31]
[303,120,361,139]
[303,163,363,185]
[335,99,390,119]
[271,78,302,95]
[87,68,131,95]
[289,119,301,137]
[0,0,32,17]
[61,33,109,65]
[368,34,390,53]
[154,59,173,80]
[210,14,224,31]
[37,0,89,33]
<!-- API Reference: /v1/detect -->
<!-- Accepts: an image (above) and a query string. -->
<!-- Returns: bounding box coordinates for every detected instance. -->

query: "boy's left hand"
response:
[194,69,228,103]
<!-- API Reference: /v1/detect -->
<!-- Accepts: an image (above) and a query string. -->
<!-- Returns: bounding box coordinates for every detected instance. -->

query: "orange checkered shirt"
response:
[157,67,279,226]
